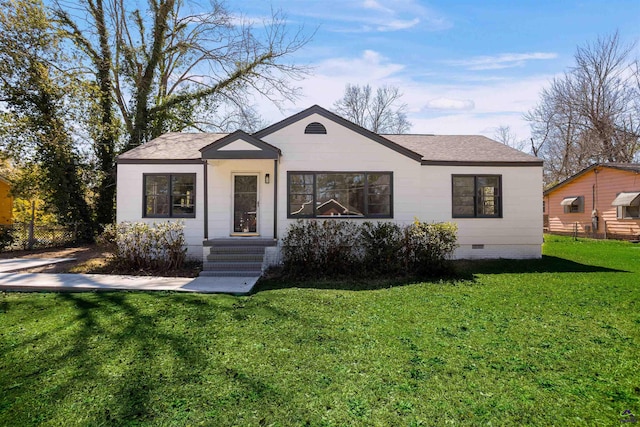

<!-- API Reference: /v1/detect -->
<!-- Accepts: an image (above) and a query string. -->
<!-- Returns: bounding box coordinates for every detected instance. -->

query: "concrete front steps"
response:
[200,238,277,277]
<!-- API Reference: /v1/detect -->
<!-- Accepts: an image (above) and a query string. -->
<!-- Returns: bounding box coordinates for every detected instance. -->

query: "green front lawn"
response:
[1,235,639,425]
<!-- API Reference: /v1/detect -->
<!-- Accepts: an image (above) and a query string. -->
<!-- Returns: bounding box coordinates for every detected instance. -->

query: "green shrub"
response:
[282,219,458,278]
[403,220,458,276]
[98,221,187,272]
[360,221,404,274]
[0,225,15,252]
[281,220,360,276]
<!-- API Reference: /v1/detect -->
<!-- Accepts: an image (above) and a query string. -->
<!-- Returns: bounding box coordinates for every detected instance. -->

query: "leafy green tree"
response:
[53,0,120,226]
[0,0,93,235]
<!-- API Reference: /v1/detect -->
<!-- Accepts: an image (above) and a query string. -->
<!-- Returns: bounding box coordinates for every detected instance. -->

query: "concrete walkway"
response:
[0,258,76,272]
[0,272,259,295]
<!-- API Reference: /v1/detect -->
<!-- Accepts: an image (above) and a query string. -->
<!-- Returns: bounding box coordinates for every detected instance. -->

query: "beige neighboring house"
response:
[543,163,640,239]
[116,105,543,274]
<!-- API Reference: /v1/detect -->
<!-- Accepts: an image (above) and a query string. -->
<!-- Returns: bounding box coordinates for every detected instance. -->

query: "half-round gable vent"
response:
[304,122,327,134]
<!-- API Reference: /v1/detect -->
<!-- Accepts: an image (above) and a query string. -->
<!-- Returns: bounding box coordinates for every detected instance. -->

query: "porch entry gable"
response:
[200,130,280,160]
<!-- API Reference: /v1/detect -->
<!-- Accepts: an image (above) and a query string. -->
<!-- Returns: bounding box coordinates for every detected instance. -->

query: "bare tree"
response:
[333,84,411,133]
[52,0,310,224]
[493,125,528,152]
[526,32,640,185]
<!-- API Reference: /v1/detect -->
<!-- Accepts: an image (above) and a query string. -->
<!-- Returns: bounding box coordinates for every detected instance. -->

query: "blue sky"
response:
[231,0,639,143]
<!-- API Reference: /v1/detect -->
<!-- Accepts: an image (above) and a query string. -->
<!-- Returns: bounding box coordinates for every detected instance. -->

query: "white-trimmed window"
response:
[561,196,584,213]
[143,173,195,218]
[612,192,640,219]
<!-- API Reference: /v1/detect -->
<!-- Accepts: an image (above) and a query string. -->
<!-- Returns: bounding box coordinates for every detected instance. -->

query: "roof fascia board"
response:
[543,164,598,195]
[422,160,543,167]
[117,159,203,164]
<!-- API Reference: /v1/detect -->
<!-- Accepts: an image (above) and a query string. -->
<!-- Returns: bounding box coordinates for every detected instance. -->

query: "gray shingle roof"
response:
[382,134,541,164]
[117,132,227,160]
[117,131,542,165]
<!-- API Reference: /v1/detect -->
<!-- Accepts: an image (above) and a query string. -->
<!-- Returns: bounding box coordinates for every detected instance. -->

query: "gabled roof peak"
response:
[200,130,280,160]
[253,104,423,162]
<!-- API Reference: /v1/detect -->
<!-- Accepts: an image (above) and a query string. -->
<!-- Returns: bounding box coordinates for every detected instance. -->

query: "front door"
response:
[233,174,258,234]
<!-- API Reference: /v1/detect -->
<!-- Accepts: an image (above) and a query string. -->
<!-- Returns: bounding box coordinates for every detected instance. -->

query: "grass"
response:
[1,234,639,426]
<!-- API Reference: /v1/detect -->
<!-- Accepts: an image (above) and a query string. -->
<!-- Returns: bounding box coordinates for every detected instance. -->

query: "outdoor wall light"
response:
[265,173,270,184]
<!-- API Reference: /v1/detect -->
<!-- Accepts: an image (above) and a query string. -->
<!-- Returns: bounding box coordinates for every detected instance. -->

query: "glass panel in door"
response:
[233,175,258,233]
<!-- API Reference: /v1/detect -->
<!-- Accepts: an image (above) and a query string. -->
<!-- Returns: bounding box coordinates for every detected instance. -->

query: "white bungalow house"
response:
[116,105,543,275]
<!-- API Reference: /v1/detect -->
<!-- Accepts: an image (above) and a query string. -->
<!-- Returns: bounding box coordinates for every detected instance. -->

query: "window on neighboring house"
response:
[612,191,640,219]
[561,196,584,213]
[144,173,195,218]
[452,175,502,218]
[288,172,392,218]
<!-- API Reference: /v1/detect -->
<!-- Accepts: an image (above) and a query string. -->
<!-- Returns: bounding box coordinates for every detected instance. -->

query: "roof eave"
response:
[116,158,203,164]
[421,160,544,167]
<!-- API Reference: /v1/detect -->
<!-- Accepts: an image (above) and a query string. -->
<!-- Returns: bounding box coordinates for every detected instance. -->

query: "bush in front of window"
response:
[281,219,458,278]
[281,219,360,276]
[98,221,187,272]
[403,220,459,276]
[360,221,404,274]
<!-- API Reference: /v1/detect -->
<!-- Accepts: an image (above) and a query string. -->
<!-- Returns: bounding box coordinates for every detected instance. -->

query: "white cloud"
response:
[424,98,475,111]
[251,49,555,142]
[446,52,558,70]
[362,0,393,14]
[226,14,273,27]
[305,0,450,33]
[377,18,420,32]
[313,50,405,82]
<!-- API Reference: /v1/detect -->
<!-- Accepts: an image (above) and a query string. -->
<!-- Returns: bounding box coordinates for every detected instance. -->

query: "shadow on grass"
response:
[1,292,294,425]
[253,255,628,293]
[456,255,628,277]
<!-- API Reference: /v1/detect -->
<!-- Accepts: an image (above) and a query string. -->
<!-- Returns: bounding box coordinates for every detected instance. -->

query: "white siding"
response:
[116,112,543,261]
[205,159,275,239]
[262,113,422,236]
[116,163,205,259]
[262,113,543,259]
[421,165,543,259]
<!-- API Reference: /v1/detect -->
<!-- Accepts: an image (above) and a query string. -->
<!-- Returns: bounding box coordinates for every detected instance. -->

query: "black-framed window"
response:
[144,173,195,218]
[288,172,393,218]
[452,175,502,218]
